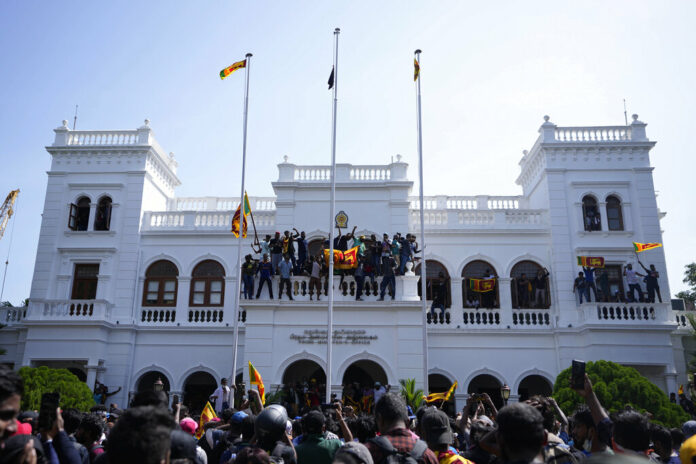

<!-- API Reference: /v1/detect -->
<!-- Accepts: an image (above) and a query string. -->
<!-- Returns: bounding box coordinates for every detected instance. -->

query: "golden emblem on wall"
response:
[335,210,348,228]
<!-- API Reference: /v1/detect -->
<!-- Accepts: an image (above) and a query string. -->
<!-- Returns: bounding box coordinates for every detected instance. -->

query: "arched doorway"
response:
[462,260,499,309]
[136,371,170,393]
[282,359,326,386]
[467,374,503,409]
[183,371,218,413]
[428,373,455,416]
[282,359,327,414]
[415,260,451,306]
[517,375,552,402]
[342,360,388,388]
[510,260,547,309]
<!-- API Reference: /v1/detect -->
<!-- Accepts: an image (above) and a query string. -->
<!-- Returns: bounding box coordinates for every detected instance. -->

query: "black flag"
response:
[328,67,334,89]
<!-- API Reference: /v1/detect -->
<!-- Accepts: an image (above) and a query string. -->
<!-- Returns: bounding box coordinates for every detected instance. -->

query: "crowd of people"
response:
[573,260,662,305]
[6,363,696,464]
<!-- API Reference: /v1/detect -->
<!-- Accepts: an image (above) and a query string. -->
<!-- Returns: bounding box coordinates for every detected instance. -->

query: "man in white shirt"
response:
[210,378,232,414]
[623,264,645,303]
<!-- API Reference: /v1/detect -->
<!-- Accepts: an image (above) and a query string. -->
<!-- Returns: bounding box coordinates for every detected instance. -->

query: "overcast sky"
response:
[1,1,694,305]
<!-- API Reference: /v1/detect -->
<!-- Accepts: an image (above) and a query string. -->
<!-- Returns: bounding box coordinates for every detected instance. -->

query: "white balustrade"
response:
[294,167,331,181]
[26,300,109,321]
[457,211,494,225]
[138,308,231,326]
[580,303,668,324]
[512,309,552,327]
[173,197,277,212]
[0,307,25,325]
[487,197,519,209]
[349,167,391,181]
[142,211,276,232]
[66,131,139,146]
[461,308,502,327]
[554,126,632,143]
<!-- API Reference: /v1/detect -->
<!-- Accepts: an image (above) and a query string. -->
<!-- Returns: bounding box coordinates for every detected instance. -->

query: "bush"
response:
[553,360,689,428]
[19,366,95,411]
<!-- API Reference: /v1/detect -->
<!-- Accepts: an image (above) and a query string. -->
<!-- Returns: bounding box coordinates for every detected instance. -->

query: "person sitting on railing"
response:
[278,254,294,301]
[295,229,308,273]
[269,232,284,275]
[429,272,448,321]
[378,256,396,301]
[355,256,366,301]
[255,254,274,299]
[638,260,662,303]
[582,266,598,302]
[309,256,322,301]
[242,254,257,300]
[533,268,550,308]
[516,273,531,309]
[573,272,587,304]
[623,264,645,303]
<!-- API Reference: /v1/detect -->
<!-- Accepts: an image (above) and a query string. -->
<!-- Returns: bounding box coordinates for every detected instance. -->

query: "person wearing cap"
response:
[353,234,367,258]
[421,410,472,463]
[296,410,346,464]
[684,420,696,440]
[333,441,374,464]
[255,404,297,464]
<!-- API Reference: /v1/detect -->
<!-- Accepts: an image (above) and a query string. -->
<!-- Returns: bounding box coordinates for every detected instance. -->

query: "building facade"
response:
[0,115,691,410]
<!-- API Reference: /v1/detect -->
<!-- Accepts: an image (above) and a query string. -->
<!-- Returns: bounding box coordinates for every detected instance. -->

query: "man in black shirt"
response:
[429,272,448,322]
[269,232,283,275]
[638,260,662,303]
[378,256,396,300]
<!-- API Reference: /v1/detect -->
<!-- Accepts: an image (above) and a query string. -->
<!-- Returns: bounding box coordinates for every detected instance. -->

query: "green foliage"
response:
[19,366,94,412]
[400,378,424,412]
[553,360,689,428]
[264,386,285,405]
[676,263,696,303]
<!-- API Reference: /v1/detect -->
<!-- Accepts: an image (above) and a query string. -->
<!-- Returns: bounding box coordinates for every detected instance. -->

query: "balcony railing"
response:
[410,209,546,229]
[579,302,671,324]
[26,300,111,321]
[171,196,277,212]
[0,307,26,325]
[138,307,237,327]
[141,210,276,232]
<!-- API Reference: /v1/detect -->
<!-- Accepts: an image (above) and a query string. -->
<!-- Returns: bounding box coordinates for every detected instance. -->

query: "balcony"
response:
[0,306,26,326]
[578,302,673,325]
[25,300,111,322]
[138,307,239,327]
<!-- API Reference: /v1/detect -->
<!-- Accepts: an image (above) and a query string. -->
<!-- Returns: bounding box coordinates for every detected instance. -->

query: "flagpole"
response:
[326,27,340,404]
[415,49,429,395]
[231,52,252,400]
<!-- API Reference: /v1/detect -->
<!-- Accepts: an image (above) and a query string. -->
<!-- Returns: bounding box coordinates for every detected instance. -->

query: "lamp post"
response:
[501,384,511,405]
[154,377,164,392]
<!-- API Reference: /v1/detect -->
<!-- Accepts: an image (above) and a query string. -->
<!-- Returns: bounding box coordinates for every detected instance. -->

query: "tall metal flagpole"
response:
[326,28,340,404]
[415,49,429,395]
[231,53,252,398]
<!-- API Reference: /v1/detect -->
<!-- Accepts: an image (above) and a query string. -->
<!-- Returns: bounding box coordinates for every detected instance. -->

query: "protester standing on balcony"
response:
[353,234,366,258]
[429,272,448,320]
[270,232,283,275]
[596,269,610,302]
[355,256,366,301]
[516,273,530,308]
[638,260,662,303]
[283,230,298,270]
[391,234,401,270]
[278,254,294,300]
[242,254,256,300]
[369,234,381,276]
[533,268,550,308]
[378,256,396,300]
[582,266,598,302]
[255,254,274,299]
[295,229,308,273]
[309,256,322,301]
[380,234,391,260]
[573,272,587,304]
[398,234,412,275]
[251,234,271,260]
[623,264,644,303]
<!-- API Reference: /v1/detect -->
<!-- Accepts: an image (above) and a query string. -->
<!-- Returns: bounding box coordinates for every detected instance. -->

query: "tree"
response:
[19,366,95,412]
[553,360,688,428]
[399,378,424,412]
[676,262,696,304]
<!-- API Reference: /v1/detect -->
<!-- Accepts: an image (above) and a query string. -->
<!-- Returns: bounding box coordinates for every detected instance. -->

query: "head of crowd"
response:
[3,364,696,464]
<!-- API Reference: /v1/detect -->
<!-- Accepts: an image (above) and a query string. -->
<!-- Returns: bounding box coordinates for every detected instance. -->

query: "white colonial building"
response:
[0,114,691,411]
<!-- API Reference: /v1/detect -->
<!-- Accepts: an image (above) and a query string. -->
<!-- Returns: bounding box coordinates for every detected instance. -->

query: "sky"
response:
[0,1,695,305]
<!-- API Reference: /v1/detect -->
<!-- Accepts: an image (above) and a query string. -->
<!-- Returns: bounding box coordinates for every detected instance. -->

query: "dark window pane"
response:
[146,260,178,277]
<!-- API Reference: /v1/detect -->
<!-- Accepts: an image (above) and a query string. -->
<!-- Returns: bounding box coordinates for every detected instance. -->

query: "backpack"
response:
[369,435,428,464]
[543,442,579,464]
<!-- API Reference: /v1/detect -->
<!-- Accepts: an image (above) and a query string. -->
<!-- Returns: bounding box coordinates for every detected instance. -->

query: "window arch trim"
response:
[190,259,225,307]
[143,259,179,307]
[605,194,624,231]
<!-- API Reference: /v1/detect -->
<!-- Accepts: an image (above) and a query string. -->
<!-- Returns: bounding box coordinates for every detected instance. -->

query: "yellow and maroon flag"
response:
[324,246,359,270]
[469,278,496,293]
[425,381,457,403]
[196,401,217,439]
[414,58,420,82]
[679,385,685,395]
[249,361,265,405]
[577,256,605,268]
[633,242,662,253]
[231,192,252,238]
[220,59,246,80]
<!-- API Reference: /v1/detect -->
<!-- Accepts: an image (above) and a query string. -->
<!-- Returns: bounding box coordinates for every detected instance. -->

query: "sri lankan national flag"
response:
[249,361,265,405]
[469,278,495,293]
[220,59,246,80]
[231,192,252,238]
[414,58,420,81]
[196,401,217,439]
[425,381,457,403]
[633,242,662,253]
[324,246,359,270]
[577,256,605,268]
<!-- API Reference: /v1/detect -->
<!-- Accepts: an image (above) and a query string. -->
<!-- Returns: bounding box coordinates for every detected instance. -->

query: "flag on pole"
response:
[249,361,265,405]
[196,401,217,439]
[576,256,605,268]
[679,385,684,395]
[469,278,496,293]
[424,381,457,403]
[231,192,252,238]
[414,58,420,81]
[324,246,359,270]
[328,67,335,89]
[220,59,246,80]
[633,242,662,253]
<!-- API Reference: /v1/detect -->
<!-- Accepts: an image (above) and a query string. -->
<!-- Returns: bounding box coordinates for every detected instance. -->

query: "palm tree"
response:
[399,378,424,412]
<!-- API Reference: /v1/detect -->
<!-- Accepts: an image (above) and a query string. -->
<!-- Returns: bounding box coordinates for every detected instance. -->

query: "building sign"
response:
[290,329,377,345]
[335,211,348,228]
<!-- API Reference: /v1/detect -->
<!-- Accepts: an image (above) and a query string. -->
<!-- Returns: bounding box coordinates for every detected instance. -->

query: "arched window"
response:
[68,197,91,231]
[94,196,113,231]
[582,195,601,231]
[143,260,178,306]
[462,260,499,309]
[510,260,549,309]
[307,239,326,260]
[190,260,225,306]
[415,260,451,307]
[606,195,624,231]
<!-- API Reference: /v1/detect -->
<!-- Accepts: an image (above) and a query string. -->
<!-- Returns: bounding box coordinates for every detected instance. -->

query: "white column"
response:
[87,203,97,231]
[86,365,99,390]
[498,278,513,326]
[176,277,190,321]
[451,277,463,310]
[599,202,609,231]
